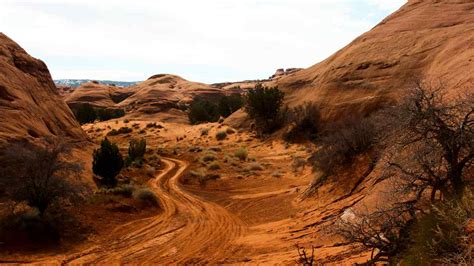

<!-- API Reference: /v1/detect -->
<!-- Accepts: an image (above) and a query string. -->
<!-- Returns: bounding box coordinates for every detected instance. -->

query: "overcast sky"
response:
[0,0,406,83]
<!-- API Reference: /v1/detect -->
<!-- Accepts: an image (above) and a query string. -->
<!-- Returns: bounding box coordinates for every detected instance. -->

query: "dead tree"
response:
[335,205,414,265]
[0,140,84,215]
[385,80,473,201]
[296,244,316,266]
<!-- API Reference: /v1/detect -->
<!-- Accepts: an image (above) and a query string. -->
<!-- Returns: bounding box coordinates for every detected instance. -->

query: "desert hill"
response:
[65,74,244,123]
[274,0,474,119]
[65,81,135,109]
[0,33,87,147]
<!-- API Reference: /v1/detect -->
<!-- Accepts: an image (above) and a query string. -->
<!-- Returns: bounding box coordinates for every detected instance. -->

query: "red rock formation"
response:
[0,33,87,146]
[274,0,474,119]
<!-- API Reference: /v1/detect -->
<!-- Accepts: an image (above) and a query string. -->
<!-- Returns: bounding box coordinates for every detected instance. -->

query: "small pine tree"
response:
[128,139,146,162]
[92,138,123,187]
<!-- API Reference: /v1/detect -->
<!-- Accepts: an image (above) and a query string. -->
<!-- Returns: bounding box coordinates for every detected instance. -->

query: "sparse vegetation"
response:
[93,138,124,187]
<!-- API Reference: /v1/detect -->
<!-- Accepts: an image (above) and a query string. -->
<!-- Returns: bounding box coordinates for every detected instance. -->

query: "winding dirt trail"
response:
[49,157,245,264]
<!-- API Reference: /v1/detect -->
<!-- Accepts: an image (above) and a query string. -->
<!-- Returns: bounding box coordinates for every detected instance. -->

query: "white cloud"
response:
[0,0,406,82]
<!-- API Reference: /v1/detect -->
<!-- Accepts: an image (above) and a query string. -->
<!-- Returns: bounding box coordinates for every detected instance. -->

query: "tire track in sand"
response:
[54,157,245,264]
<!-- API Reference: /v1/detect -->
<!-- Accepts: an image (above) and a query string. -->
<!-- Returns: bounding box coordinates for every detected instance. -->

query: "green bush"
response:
[216,131,227,140]
[201,152,217,162]
[188,95,244,124]
[218,94,244,118]
[96,108,125,121]
[128,139,146,162]
[188,98,220,124]
[208,162,221,170]
[73,103,96,124]
[93,138,124,187]
[234,147,248,161]
[244,84,285,133]
[133,188,159,207]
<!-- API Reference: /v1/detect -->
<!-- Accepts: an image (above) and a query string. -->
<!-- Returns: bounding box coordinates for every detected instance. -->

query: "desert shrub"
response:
[208,146,222,152]
[244,84,285,133]
[190,168,207,185]
[248,162,264,171]
[107,129,119,136]
[144,165,156,177]
[234,147,248,161]
[216,131,227,140]
[311,116,377,175]
[107,127,132,136]
[96,108,125,121]
[200,128,210,136]
[292,156,307,172]
[109,184,135,198]
[208,162,221,170]
[118,127,132,134]
[384,81,473,200]
[93,138,124,187]
[0,141,84,215]
[128,139,146,162]
[133,188,159,207]
[201,152,217,162]
[0,210,60,246]
[73,103,96,124]
[189,146,203,153]
[284,102,321,142]
[188,98,220,124]
[400,195,474,265]
[218,94,244,118]
[124,119,130,123]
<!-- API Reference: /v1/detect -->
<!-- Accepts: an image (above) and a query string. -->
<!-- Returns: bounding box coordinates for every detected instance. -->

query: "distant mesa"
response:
[55,79,139,88]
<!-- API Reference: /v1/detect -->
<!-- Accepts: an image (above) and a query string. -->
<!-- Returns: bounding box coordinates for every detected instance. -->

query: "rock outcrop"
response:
[0,33,87,146]
[274,0,474,119]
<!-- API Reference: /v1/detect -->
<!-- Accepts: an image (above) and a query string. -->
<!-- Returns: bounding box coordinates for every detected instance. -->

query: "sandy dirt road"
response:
[36,157,246,265]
